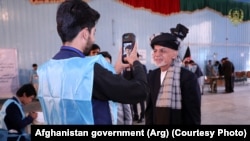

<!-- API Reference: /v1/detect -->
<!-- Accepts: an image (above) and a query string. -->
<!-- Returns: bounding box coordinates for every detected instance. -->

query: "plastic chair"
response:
[0,129,25,141]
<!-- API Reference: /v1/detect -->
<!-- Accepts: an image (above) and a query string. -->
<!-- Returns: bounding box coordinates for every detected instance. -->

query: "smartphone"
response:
[122,33,136,63]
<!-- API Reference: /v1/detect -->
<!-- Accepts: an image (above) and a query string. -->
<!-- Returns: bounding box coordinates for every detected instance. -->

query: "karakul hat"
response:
[150,33,180,50]
[170,23,189,40]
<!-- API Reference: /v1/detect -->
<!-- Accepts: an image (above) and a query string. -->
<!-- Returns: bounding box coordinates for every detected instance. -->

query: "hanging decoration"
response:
[29,0,64,4]
[117,0,250,23]
[117,0,180,16]
[29,0,90,4]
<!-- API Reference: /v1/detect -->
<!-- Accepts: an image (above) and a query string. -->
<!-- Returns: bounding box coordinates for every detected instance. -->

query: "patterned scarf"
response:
[156,58,182,109]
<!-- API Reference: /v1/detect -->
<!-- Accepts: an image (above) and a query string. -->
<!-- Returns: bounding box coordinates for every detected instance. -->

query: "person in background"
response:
[215,60,224,77]
[145,24,201,125]
[205,60,217,92]
[189,60,204,94]
[131,95,146,123]
[133,62,146,123]
[98,51,133,125]
[123,53,147,124]
[206,60,216,78]
[29,63,38,93]
[0,83,37,141]
[86,43,101,56]
[183,60,190,70]
[98,51,112,63]
[213,61,219,76]
[37,0,148,125]
[182,60,204,94]
[221,57,235,93]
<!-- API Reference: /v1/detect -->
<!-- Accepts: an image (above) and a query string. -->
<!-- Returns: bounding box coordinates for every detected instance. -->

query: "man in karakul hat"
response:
[145,24,201,125]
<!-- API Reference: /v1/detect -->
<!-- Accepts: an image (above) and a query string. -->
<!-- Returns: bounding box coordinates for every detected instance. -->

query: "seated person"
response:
[0,83,38,141]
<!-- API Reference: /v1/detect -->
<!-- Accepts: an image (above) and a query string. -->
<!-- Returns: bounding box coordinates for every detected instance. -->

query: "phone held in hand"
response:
[122,33,136,64]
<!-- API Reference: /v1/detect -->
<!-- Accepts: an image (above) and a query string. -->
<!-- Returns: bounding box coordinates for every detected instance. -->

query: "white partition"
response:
[0,48,19,99]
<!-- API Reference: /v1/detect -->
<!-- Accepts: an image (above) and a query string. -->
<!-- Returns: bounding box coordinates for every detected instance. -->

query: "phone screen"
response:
[122,33,135,63]
[122,42,133,63]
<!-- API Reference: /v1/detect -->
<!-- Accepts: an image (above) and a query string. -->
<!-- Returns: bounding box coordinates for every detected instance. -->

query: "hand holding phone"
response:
[122,33,136,64]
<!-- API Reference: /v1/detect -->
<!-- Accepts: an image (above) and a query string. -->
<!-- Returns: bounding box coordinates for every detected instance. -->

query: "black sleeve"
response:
[122,69,133,80]
[195,65,203,77]
[92,61,149,104]
[181,69,201,125]
[145,70,157,125]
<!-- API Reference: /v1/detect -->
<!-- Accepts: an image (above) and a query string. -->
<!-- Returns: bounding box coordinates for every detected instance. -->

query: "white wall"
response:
[0,0,250,85]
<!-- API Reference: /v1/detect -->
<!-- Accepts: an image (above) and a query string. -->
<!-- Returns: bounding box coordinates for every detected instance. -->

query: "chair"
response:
[247,71,250,78]
[240,71,246,76]
[0,129,26,141]
[235,71,241,78]
[234,71,247,85]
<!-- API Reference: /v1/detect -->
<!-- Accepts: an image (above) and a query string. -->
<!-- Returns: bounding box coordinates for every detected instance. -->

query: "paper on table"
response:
[33,112,45,125]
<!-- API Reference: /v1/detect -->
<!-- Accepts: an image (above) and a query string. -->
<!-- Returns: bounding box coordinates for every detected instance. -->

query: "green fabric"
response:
[180,0,206,11]
[180,0,250,21]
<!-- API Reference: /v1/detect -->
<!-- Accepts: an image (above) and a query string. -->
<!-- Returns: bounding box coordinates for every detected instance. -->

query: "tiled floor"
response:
[201,83,250,124]
[1,82,250,125]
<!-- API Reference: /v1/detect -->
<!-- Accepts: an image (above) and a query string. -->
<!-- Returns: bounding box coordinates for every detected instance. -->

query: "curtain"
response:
[118,0,180,15]
[118,0,250,21]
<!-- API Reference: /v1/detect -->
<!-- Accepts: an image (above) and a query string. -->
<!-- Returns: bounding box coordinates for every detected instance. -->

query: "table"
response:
[207,76,224,93]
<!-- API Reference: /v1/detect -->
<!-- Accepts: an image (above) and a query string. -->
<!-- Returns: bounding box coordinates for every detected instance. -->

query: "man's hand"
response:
[29,111,38,119]
[126,43,139,65]
[114,43,139,74]
[115,48,130,74]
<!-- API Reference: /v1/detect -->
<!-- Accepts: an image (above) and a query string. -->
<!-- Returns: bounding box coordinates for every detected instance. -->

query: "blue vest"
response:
[0,99,25,130]
[38,55,118,124]
[0,99,29,141]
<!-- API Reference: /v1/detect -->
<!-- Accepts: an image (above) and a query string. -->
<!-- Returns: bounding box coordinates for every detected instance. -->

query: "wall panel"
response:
[0,0,249,85]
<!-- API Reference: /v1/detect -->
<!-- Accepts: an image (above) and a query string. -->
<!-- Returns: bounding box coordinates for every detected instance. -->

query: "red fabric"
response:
[118,0,180,15]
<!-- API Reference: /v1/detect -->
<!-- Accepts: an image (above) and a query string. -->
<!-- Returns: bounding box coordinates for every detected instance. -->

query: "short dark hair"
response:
[98,51,112,63]
[85,44,101,55]
[91,44,100,50]
[16,83,37,97]
[56,0,100,43]
[32,63,37,67]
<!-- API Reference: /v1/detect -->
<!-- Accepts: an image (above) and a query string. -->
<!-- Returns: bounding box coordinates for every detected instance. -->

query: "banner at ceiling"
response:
[118,0,250,22]
[117,0,180,15]
[29,0,90,4]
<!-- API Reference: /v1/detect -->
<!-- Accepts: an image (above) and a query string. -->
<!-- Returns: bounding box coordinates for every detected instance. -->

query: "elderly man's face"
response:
[152,45,178,69]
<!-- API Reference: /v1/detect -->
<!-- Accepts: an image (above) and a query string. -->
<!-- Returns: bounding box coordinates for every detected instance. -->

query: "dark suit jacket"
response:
[223,60,234,76]
[145,67,201,125]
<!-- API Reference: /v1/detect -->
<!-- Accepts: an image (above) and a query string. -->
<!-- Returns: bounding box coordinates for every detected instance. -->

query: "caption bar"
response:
[31,125,249,140]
